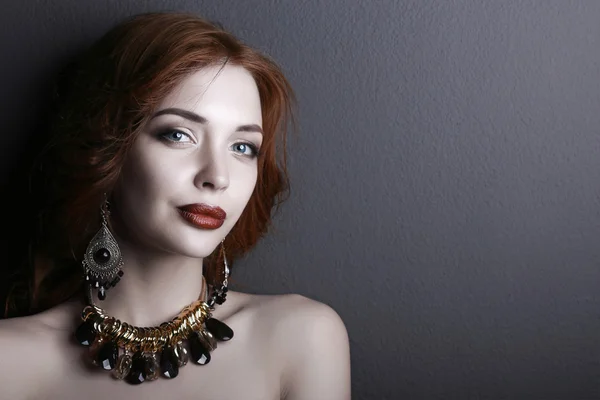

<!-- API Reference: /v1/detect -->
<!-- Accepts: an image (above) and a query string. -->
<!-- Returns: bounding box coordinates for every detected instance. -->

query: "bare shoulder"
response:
[0,302,76,399]
[0,307,61,354]
[228,291,348,338]
[0,314,49,398]
[229,292,351,400]
[231,291,344,321]
[256,292,346,331]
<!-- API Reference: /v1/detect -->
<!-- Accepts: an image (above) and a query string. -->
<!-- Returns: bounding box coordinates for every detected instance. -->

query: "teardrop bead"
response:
[96,341,119,370]
[125,352,146,385]
[189,333,211,365]
[142,353,160,381]
[205,318,234,341]
[174,341,189,367]
[88,337,104,366]
[160,346,180,379]
[113,352,132,380]
[197,329,217,352]
[75,320,96,346]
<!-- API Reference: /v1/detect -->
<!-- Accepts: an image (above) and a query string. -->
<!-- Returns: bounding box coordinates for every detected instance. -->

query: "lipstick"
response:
[177,204,226,230]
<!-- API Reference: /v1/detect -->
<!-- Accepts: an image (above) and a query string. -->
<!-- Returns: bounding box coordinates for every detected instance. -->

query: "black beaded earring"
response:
[82,193,124,300]
[203,240,234,342]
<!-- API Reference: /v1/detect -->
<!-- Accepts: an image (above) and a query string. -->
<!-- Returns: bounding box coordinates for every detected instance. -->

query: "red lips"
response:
[177,204,226,230]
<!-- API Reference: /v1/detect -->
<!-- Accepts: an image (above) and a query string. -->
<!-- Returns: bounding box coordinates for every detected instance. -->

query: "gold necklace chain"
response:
[75,276,230,383]
[81,277,210,353]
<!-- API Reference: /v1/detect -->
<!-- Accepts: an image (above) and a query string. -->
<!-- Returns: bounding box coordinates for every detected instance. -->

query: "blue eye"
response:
[232,142,259,158]
[159,129,193,143]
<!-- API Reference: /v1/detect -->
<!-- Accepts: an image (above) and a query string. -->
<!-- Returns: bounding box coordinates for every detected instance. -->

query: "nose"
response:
[193,144,230,192]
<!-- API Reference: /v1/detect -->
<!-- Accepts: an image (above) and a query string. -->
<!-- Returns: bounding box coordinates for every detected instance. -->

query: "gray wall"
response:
[2,1,600,399]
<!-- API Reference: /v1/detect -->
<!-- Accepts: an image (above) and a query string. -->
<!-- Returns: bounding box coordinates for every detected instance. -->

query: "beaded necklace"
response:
[74,275,231,384]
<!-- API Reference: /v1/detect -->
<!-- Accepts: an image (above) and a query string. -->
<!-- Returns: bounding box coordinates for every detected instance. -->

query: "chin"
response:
[163,239,221,259]
[177,246,219,259]
[170,226,228,257]
[128,215,233,258]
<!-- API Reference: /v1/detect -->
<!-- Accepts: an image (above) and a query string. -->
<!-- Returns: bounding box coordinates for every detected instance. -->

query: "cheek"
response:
[233,164,258,195]
[225,166,258,215]
[116,151,174,208]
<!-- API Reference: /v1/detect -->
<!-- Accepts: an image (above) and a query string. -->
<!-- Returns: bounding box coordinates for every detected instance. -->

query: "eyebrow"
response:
[152,107,264,135]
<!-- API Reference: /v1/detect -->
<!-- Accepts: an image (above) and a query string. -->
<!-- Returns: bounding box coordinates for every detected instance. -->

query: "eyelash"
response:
[158,129,260,158]
[159,129,193,143]
[232,142,260,158]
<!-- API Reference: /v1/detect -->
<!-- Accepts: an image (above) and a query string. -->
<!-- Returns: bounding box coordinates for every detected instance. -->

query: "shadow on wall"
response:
[0,54,81,317]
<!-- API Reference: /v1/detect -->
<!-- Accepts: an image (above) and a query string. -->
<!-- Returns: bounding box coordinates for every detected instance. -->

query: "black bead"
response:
[189,334,211,365]
[118,270,124,277]
[96,341,118,370]
[110,276,121,287]
[126,352,146,385]
[98,287,106,301]
[205,318,234,341]
[160,346,180,379]
[93,248,111,264]
[75,320,96,346]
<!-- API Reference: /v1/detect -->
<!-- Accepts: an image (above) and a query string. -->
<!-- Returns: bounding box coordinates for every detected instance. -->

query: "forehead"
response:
[157,64,262,125]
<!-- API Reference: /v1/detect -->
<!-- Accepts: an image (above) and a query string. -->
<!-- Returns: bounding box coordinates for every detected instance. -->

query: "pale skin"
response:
[0,64,351,400]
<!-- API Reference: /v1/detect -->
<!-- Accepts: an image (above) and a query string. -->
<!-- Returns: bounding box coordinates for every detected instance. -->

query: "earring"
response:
[203,240,234,342]
[207,241,229,308]
[82,193,124,300]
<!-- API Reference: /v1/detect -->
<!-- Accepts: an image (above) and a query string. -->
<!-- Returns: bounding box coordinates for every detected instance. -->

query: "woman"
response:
[0,12,351,399]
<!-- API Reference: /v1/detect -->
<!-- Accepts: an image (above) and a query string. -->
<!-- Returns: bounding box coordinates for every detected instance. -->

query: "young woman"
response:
[0,12,351,399]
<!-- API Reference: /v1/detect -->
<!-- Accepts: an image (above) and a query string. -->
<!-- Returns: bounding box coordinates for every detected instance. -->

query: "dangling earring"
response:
[82,193,124,300]
[203,240,234,342]
[207,240,229,308]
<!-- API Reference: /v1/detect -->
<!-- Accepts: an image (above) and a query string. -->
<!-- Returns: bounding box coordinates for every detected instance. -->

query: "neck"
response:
[90,235,207,327]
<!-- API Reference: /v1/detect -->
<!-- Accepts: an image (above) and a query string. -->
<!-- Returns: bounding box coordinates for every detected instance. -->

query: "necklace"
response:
[74,276,232,384]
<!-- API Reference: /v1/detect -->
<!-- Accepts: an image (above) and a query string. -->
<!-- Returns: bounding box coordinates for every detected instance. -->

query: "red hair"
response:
[5,12,295,316]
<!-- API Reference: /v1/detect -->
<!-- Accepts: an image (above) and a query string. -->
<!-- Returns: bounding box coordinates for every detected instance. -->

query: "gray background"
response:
[2,1,600,399]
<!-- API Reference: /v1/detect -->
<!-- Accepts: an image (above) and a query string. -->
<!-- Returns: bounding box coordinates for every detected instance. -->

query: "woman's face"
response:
[112,64,263,257]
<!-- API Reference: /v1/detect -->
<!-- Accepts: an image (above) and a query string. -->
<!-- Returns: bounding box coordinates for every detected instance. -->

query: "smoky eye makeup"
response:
[230,141,261,158]
[155,126,196,144]
[152,122,262,158]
